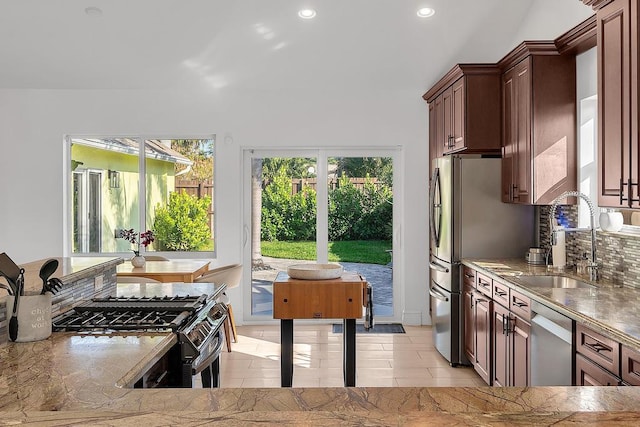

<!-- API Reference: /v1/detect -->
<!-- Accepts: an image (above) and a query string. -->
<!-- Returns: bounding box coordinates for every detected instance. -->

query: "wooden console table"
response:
[273,271,367,387]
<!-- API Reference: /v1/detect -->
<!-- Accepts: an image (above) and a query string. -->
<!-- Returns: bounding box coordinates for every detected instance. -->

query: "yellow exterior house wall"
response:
[71,144,175,253]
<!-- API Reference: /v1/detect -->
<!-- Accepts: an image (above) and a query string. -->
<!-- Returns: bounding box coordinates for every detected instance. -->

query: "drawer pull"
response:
[464,273,474,279]
[495,290,507,297]
[479,281,490,288]
[512,301,528,308]
[585,342,611,354]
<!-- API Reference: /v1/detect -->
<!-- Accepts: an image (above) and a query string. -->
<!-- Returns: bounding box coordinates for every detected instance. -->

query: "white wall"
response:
[0,2,594,326]
[0,87,430,325]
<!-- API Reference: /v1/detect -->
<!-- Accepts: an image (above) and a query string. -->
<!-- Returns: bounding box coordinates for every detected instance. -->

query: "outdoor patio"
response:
[251,257,393,317]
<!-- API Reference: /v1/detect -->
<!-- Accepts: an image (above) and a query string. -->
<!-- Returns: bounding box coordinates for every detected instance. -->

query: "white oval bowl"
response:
[287,263,343,280]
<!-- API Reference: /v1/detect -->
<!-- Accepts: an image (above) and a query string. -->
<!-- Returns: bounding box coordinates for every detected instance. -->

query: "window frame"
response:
[63,134,217,259]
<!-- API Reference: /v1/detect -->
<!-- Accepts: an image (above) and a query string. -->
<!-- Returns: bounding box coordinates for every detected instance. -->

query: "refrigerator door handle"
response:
[429,167,441,248]
[429,260,449,273]
[429,285,449,302]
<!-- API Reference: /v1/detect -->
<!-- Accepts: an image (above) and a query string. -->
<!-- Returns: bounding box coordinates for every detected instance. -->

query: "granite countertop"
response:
[3,273,640,424]
[2,331,640,424]
[463,258,640,353]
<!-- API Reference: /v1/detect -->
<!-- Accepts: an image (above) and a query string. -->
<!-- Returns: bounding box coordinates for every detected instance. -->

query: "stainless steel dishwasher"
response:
[530,300,573,386]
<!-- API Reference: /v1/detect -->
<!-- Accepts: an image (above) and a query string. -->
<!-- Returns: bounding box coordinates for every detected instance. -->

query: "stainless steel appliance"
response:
[530,300,573,385]
[52,294,227,388]
[429,155,534,365]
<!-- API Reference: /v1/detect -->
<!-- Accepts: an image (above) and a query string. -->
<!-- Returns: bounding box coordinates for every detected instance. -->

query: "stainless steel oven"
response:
[52,295,227,388]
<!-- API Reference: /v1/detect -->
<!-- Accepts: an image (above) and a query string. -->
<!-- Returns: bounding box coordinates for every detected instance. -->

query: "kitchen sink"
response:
[517,275,596,289]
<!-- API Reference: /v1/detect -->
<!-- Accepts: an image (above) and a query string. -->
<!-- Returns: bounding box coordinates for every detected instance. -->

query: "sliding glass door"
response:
[243,149,398,322]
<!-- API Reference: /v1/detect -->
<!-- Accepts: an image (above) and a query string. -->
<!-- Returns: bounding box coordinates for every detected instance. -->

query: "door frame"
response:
[241,147,403,323]
[72,168,103,253]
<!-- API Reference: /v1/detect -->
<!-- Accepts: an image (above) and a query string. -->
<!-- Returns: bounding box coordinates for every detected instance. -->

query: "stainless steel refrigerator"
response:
[429,155,534,366]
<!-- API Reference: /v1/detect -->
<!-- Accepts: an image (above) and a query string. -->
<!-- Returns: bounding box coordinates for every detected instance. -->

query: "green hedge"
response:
[261,173,392,242]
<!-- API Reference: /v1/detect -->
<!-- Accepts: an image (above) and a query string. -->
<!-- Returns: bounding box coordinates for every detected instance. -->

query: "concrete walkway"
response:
[252,257,393,317]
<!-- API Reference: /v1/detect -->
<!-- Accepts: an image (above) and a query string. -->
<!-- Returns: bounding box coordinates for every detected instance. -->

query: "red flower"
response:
[122,229,155,255]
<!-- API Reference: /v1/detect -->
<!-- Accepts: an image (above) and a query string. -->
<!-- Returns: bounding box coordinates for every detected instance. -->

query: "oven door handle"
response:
[429,286,449,302]
[429,261,449,273]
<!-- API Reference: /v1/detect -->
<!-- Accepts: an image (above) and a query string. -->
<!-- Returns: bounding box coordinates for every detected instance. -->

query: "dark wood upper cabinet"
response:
[597,0,634,207]
[582,0,640,208]
[423,65,501,162]
[498,42,577,205]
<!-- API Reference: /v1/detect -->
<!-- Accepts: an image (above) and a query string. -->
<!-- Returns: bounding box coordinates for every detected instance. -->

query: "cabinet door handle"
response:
[585,342,610,354]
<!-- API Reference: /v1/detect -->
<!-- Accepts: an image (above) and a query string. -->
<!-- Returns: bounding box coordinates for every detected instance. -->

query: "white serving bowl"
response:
[287,263,344,280]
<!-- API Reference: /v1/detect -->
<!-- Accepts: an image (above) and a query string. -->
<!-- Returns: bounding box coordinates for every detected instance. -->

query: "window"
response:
[67,137,215,256]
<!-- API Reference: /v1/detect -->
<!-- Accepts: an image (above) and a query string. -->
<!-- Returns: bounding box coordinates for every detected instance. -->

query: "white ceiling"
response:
[0,0,593,92]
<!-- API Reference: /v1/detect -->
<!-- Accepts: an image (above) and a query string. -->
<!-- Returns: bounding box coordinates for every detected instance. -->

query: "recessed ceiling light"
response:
[84,6,103,17]
[298,9,317,19]
[417,7,435,18]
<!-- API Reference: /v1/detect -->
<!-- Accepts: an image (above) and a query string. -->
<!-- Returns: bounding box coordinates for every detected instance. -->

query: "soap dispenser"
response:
[552,222,566,268]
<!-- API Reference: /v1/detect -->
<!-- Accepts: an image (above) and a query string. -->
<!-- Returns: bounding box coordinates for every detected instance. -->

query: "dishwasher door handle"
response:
[531,314,572,344]
[429,286,449,302]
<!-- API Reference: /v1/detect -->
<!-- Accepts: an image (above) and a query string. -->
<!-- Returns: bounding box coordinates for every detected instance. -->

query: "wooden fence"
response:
[290,177,381,195]
[174,179,214,229]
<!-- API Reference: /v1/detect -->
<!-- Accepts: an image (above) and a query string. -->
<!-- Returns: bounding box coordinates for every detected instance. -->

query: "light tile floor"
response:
[213,324,485,388]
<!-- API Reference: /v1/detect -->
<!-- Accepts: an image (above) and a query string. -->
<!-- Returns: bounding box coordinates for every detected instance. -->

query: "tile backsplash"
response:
[0,262,118,344]
[539,205,640,287]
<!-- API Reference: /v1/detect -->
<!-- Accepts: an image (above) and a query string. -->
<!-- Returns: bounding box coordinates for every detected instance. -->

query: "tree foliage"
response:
[153,191,211,251]
[171,139,214,182]
[260,171,392,242]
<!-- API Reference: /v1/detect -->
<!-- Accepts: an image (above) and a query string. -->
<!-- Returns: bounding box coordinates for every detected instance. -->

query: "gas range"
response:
[52,294,227,388]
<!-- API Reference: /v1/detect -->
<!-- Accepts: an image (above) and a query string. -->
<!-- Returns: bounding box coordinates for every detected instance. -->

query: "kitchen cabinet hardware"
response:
[584,342,611,354]
[619,179,639,205]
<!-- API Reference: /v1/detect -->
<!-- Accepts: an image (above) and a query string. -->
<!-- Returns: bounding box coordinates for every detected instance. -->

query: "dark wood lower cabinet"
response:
[576,353,621,386]
[511,315,531,387]
[492,303,509,387]
[473,292,491,384]
[622,346,640,386]
[463,283,475,364]
[492,302,530,387]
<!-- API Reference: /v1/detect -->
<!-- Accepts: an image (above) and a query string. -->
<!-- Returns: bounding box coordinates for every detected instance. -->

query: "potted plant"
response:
[122,229,155,267]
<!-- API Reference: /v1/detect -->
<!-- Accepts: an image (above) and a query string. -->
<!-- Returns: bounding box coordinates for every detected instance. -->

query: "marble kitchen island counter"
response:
[3,333,640,425]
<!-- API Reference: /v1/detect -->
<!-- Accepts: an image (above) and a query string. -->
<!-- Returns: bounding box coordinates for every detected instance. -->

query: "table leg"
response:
[281,319,294,387]
[201,364,212,388]
[343,318,356,387]
[212,356,221,388]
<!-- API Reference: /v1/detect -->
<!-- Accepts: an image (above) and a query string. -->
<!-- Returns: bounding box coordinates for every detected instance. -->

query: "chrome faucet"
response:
[549,191,598,281]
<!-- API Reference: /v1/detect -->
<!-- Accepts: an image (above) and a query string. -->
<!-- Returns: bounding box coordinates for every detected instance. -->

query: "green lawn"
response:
[261,240,392,265]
